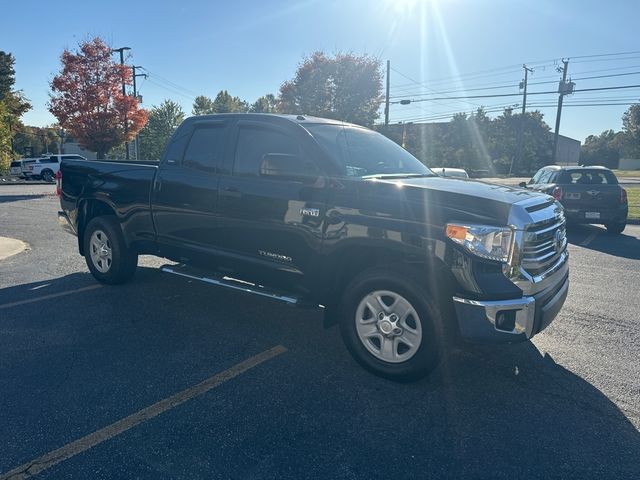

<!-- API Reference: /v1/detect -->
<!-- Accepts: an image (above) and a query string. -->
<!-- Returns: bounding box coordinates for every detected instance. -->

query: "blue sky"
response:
[2,0,639,142]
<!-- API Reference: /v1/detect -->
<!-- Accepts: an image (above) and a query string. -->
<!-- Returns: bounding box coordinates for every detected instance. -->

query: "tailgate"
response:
[561,184,621,210]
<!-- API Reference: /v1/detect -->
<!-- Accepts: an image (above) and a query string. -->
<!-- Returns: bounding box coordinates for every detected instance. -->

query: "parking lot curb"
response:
[0,237,28,261]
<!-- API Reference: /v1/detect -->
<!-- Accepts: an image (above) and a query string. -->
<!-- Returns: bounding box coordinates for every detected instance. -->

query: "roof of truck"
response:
[183,113,359,127]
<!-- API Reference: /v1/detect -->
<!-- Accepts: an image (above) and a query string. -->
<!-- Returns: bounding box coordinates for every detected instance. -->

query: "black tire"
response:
[339,267,448,382]
[41,169,54,183]
[605,221,626,234]
[83,216,138,284]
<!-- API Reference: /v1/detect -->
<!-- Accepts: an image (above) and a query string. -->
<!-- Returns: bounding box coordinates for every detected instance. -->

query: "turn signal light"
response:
[445,224,468,241]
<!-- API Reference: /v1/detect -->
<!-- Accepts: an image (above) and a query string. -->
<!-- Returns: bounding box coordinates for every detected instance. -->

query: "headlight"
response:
[445,223,514,263]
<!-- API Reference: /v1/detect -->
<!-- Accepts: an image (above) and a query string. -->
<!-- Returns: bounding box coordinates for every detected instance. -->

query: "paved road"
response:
[1,185,639,479]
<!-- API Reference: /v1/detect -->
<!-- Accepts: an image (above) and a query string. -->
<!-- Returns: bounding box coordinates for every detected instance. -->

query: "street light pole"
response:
[131,65,147,160]
[111,47,131,160]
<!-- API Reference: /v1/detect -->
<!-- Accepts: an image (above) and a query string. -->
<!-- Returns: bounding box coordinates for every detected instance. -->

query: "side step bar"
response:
[160,264,302,305]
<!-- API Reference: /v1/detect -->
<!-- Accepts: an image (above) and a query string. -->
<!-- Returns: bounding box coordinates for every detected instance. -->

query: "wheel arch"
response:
[321,243,457,329]
[77,198,118,255]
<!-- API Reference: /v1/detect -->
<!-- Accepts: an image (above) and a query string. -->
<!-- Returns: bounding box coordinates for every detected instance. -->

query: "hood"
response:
[366,176,550,226]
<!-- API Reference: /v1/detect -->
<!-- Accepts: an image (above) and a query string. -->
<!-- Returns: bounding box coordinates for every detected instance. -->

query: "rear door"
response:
[152,120,231,263]
[214,120,328,291]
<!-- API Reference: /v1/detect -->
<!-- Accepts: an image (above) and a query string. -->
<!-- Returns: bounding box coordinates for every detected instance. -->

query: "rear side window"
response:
[558,170,617,185]
[234,126,300,176]
[182,125,225,173]
[40,157,59,163]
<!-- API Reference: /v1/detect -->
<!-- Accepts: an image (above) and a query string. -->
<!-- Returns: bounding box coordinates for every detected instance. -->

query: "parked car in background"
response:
[520,165,628,233]
[23,154,86,182]
[434,167,469,179]
[9,160,30,178]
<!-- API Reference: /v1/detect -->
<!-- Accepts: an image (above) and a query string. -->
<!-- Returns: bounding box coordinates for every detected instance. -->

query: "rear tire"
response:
[41,169,54,183]
[339,267,448,382]
[83,216,138,284]
[605,221,626,234]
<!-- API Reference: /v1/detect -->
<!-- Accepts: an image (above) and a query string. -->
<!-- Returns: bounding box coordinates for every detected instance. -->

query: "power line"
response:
[390,83,640,104]
[390,71,640,100]
[140,68,200,97]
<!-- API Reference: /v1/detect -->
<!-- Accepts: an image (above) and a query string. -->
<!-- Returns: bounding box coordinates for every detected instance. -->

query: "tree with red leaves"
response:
[49,37,147,159]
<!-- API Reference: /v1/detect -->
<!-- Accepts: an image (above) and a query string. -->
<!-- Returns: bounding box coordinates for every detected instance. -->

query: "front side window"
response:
[182,125,225,173]
[234,126,303,177]
[306,124,432,178]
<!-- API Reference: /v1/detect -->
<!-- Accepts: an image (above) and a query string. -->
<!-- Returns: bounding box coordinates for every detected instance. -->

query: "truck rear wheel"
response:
[84,216,138,284]
[605,221,626,234]
[339,267,445,382]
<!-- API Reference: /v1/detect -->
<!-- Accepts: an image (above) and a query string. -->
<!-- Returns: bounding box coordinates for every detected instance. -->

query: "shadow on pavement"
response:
[566,223,640,260]
[0,194,50,204]
[0,268,638,478]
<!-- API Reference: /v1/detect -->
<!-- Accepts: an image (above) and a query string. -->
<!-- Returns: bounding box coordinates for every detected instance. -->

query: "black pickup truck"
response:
[58,114,569,381]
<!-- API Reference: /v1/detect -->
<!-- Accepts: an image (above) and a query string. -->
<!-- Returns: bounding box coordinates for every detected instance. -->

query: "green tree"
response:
[250,93,277,113]
[192,95,215,115]
[580,129,624,167]
[212,90,249,113]
[278,51,383,127]
[138,100,185,160]
[0,50,31,173]
[621,103,640,158]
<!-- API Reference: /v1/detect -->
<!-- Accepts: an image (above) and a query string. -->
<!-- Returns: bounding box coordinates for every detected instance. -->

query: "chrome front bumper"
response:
[453,262,569,343]
[58,211,77,236]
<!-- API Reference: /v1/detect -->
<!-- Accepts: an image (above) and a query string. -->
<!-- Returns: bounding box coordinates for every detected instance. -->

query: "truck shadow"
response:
[566,223,640,260]
[0,268,638,478]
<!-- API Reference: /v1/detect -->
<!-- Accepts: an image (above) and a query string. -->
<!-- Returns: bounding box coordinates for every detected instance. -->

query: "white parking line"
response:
[579,231,599,247]
[0,284,102,310]
[0,345,287,480]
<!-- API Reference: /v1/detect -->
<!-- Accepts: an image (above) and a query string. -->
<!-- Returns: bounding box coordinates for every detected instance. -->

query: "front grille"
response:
[522,216,567,277]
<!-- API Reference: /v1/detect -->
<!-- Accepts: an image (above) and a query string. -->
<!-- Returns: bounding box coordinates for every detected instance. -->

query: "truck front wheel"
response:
[339,267,445,382]
[83,216,138,284]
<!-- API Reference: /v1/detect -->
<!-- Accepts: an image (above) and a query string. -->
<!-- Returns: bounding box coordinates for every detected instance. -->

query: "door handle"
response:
[153,177,162,192]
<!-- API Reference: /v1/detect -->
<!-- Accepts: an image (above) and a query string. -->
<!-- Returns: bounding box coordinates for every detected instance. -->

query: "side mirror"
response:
[259,153,318,183]
[518,182,528,188]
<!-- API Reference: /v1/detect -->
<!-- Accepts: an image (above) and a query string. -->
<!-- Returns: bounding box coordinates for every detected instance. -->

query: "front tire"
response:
[83,216,138,284]
[605,221,626,234]
[339,267,446,382]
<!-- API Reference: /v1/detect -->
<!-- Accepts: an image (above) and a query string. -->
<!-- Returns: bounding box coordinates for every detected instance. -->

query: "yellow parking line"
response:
[0,345,287,480]
[0,284,102,310]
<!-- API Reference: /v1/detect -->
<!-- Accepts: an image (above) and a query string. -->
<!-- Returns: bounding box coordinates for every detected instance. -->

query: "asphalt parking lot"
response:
[1,185,639,479]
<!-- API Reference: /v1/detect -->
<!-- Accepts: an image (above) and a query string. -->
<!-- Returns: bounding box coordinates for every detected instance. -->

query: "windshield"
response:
[306,124,433,178]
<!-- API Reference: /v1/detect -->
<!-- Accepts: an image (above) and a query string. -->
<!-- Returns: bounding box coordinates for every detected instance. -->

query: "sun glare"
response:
[386,0,434,15]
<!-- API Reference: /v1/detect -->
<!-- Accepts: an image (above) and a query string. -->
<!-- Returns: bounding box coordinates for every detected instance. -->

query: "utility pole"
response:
[131,65,147,160]
[521,64,533,114]
[112,47,131,160]
[384,60,390,126]
[552,59,573,165]
[509,65,533,175]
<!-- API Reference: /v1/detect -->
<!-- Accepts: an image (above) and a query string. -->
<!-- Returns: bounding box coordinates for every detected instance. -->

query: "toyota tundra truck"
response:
[57,114,569,381]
